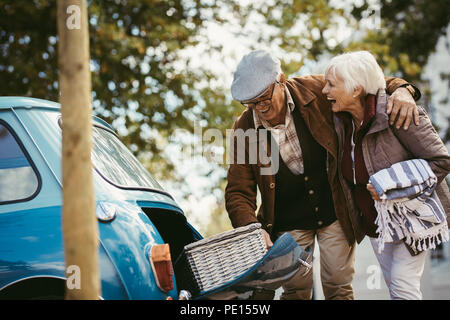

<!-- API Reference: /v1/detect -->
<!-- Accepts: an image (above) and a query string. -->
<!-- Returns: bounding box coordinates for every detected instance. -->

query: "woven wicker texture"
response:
[184,223,267,292]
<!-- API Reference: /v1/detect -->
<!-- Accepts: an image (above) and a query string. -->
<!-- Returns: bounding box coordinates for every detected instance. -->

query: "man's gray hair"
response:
[324,51,386,95]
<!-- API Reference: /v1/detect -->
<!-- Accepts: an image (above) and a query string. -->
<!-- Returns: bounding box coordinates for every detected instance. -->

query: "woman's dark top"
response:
[340,95,379,237]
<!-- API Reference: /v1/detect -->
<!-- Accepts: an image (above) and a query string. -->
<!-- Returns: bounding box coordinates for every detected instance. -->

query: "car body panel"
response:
[0,205,128,300]
[0,98,181,299]
[96,200,179,299]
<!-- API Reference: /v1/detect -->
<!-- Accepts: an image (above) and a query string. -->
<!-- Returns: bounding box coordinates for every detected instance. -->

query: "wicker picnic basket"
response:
[175,223,267,295]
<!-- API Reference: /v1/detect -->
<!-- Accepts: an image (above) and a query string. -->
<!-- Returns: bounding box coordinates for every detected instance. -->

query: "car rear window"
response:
[0,121,40,204]
[91,126,165,192]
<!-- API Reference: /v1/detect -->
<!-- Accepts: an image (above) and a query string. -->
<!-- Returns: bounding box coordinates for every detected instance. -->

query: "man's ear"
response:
[353,86,364,98]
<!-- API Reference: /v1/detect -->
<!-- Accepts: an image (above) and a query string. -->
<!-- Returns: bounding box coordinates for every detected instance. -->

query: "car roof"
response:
[0,96,60,109]
[0,96,114,131]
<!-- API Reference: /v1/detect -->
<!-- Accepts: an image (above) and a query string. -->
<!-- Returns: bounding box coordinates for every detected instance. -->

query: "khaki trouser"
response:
[277,220,356,300]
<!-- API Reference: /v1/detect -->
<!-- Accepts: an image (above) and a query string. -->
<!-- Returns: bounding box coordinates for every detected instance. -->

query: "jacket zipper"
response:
[350,121,364,217]
[351,121,356,185]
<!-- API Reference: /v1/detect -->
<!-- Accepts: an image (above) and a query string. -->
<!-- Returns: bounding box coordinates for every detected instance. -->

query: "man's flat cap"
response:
[231,50,281,101]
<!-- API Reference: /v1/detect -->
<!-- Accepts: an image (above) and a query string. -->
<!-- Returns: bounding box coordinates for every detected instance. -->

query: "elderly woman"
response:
[322,51,450,300]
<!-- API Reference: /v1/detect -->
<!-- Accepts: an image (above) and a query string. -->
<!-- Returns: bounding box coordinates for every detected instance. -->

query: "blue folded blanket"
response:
[369,159,449,253]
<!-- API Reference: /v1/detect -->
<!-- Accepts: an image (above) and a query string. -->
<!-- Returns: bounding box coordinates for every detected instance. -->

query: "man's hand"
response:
[387,87,420,130]
[262,229,273,249]
[366,183,381,201]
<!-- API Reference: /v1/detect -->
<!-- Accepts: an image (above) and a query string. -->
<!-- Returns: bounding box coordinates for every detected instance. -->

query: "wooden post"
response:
[57,0,100,299]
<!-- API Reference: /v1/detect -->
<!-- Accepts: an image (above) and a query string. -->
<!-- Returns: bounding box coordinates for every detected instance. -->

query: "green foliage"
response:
[240,0,349,74]
[0,1,58,99]
[0,0,234,178]
[349,0,450,82]
[380,0,450,73]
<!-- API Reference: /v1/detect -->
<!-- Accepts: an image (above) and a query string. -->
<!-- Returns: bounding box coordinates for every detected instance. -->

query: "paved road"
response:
[352,238,450,300]
[275,238,450,300]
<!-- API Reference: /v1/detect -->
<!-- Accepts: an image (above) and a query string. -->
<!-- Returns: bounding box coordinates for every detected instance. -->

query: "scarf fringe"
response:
[374,200,449,254]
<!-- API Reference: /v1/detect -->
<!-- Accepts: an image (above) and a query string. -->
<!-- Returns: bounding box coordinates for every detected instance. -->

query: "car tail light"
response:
[149,244,174,292]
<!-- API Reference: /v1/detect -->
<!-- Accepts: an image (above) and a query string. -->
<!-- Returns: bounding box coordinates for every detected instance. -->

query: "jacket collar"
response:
[366,89,389,135]
[333,89,389,142]
[285,77,317,108]
[250,78,315,130]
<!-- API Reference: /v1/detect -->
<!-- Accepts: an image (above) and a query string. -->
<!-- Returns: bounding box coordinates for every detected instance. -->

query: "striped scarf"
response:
[369,159,449,254]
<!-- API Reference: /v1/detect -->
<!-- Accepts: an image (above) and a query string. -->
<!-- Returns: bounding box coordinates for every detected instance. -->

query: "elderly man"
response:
[225,50,420,300]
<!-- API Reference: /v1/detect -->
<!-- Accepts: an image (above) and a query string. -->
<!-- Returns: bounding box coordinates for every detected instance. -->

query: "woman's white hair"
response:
[324,51,386,95]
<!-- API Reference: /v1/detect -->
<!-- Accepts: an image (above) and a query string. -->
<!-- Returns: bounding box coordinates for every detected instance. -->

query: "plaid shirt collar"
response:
[252,87,304,175]
[253,87,295,129]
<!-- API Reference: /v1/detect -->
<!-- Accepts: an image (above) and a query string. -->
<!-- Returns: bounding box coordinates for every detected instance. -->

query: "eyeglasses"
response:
[241,82,278,111]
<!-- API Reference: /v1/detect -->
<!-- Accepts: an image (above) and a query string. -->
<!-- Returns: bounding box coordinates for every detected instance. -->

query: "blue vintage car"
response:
[0,96,310,300]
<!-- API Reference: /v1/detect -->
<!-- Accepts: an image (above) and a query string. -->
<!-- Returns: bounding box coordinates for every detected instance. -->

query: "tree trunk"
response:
[57,0,100,299]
